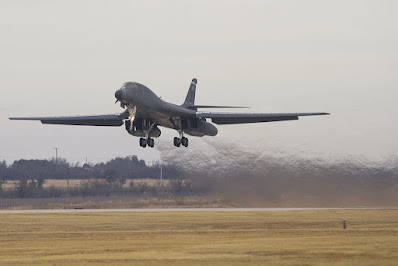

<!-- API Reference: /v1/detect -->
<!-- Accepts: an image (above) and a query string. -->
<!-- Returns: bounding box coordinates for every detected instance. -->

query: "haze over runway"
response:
[0,1,397,164]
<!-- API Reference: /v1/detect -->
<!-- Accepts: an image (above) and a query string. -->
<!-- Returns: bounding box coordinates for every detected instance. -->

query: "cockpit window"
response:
[123,82,135,88]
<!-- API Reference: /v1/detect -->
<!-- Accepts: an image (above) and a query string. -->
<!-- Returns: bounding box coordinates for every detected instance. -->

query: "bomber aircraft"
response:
[10,79,329,148]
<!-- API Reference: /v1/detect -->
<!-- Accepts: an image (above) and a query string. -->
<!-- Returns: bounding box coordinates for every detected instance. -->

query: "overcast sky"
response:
[0,0,397,164]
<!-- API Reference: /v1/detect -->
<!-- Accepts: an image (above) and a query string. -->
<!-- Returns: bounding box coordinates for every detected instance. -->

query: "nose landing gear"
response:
[139,137,155,148]
[139,138,147,148]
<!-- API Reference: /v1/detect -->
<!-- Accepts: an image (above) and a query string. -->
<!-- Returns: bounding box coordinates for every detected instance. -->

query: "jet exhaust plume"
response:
[157,137,398,207]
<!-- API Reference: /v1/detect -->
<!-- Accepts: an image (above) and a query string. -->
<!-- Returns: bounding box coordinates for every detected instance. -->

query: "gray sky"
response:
[0,0,397,164]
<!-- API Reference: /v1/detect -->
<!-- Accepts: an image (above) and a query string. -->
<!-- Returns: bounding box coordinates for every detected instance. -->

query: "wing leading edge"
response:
[10,112,329,126]
[9,114,123,127]
[197,112,329,125]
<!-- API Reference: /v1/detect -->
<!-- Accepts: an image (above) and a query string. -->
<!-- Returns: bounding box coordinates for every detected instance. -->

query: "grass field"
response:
[0,210,397,265]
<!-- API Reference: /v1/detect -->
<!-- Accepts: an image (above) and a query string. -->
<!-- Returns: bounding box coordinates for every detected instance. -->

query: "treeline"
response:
[0,178,195,199]
[0,156,181,181]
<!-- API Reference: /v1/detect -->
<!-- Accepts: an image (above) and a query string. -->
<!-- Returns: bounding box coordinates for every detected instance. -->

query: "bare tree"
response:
[15,178,29,198]
[104,169,126,186]
[0,160,7,190]
[170,178,184,195]
[37,176,46,189]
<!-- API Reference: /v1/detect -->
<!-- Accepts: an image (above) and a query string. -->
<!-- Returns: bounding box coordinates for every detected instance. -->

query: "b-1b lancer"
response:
[10,79,329,148]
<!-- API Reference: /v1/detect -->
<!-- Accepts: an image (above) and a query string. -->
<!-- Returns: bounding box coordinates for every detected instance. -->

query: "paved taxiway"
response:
[0,207,397,214]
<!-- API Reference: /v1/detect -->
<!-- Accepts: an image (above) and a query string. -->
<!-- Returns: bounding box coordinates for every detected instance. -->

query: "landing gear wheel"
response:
[173,137,181,147]
[181,137,188,147]
[147,138,155,148]
[139,138,147,148]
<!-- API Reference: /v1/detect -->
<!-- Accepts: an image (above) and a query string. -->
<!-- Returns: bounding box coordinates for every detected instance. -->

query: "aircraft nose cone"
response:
[115,89,123,100]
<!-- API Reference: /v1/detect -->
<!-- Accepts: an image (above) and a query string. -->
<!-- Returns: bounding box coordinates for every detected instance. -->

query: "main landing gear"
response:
[174,136,188,147]
[139,137,155,148]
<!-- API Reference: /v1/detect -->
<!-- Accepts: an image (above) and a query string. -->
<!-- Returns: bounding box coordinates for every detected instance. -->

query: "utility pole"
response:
[54,148,59,163]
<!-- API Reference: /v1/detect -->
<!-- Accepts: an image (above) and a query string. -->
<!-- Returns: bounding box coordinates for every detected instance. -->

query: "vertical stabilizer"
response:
[182,78,197,107]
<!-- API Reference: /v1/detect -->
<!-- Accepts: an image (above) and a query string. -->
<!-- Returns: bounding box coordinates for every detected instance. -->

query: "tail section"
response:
[182,78,248,110]
[182,78,197,107]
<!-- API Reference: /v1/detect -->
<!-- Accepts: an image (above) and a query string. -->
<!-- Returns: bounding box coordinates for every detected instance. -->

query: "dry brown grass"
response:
[0,210,397,265]
[2,178,169,190]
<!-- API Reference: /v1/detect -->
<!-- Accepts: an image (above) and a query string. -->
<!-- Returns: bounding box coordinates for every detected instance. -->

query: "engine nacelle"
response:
[182,118,218,137]
[125,120,161,138]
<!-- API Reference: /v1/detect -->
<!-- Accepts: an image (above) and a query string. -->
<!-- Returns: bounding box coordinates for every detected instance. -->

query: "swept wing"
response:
[9,114,123,127]
[197,112,329,125]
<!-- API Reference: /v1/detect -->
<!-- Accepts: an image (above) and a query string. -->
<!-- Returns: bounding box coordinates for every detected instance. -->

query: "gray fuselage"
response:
[115,82,218,137]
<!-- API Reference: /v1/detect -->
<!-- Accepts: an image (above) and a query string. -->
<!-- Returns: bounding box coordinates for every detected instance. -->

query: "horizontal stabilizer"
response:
[187,105,249,109]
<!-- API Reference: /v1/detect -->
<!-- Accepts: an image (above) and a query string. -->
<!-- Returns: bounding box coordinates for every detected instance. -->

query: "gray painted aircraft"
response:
[9,79,329,148]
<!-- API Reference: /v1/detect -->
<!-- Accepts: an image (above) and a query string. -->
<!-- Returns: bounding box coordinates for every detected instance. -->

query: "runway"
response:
[0,207,397,214]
